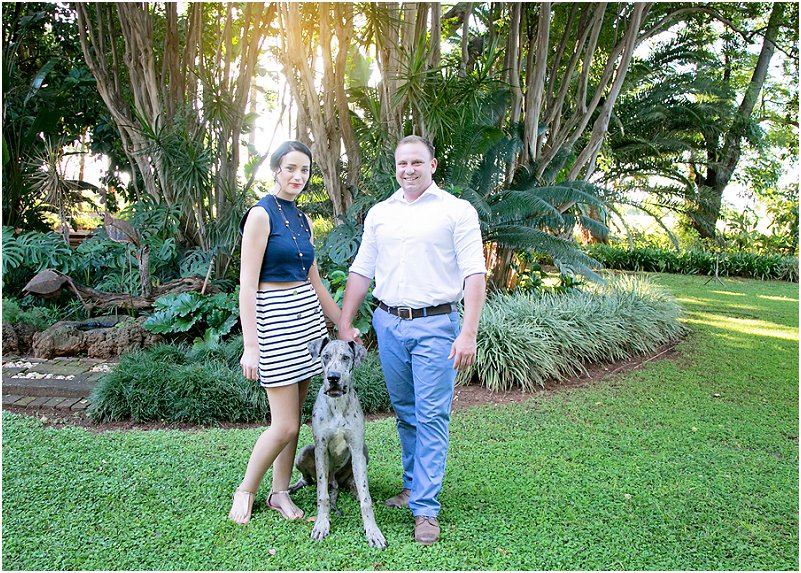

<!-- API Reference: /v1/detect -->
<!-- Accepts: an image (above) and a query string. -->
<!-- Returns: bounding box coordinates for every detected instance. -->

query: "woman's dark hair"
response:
[270,140,313,171]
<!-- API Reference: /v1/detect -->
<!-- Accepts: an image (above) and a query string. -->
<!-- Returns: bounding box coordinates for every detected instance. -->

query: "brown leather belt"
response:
[378,301,456,320]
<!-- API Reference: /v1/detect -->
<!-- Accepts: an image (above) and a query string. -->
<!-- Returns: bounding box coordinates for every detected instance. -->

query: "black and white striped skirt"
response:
[256,283,328,388]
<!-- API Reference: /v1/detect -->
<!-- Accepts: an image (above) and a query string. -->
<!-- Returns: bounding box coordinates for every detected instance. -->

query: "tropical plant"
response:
[602,3,796,239]
[1,297,63,330]
[73,2,274,277]
[1,226,76,292]
[585,243,799,282]
[143,291,239,342]
[2,3,107,230]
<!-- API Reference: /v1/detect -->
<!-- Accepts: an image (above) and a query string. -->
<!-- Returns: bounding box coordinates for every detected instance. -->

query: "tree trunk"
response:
[687,1,783,239]
[74,2,273,263]
[278,2,358,217]
[522,3,550,165]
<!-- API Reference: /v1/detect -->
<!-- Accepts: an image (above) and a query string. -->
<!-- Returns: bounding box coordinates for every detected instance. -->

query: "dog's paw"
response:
[311,519,330,541]
[365,526,387,550]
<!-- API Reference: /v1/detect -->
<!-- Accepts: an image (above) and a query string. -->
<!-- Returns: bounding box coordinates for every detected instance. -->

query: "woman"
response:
[229,140,340,524]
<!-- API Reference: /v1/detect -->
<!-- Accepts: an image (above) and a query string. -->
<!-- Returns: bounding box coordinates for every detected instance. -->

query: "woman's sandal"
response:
[266,490,305,521]
[229,489,255,524]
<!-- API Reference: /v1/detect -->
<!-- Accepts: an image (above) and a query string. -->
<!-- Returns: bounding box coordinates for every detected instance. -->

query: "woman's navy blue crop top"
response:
[238,194,314,282]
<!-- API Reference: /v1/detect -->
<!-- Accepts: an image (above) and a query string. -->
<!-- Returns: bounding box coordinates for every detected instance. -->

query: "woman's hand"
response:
[240,346,260,381]
[337,322,363,345]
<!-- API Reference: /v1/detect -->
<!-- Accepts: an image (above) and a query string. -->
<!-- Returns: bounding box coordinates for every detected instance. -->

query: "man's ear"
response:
[308,336,329,359]
[348,340,367,369]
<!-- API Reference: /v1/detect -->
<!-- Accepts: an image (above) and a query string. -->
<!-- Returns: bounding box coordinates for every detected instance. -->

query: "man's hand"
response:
[448,331,477,371]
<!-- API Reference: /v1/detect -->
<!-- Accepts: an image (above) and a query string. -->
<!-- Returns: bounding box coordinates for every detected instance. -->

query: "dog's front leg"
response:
[349,441,387,549]
[310,439,331,542]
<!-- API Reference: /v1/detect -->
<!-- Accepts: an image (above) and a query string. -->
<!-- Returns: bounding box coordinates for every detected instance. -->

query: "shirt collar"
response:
[388,182,444,204]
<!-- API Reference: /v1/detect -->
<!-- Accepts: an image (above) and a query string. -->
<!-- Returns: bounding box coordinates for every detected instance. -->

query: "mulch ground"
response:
[3,342,680,433]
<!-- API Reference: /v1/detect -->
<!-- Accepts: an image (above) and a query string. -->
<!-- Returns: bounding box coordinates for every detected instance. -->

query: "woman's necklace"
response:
[271,193,310,275]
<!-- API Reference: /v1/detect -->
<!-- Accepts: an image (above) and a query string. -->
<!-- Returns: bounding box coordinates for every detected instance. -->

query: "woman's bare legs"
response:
[228,379,311,524]
[267,378,311,518]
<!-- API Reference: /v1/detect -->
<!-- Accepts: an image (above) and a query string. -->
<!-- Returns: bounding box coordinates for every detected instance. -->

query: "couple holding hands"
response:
[229,135,486,546]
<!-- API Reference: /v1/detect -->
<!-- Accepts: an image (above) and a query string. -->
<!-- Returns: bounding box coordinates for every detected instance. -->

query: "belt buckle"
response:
[397,306,413,320]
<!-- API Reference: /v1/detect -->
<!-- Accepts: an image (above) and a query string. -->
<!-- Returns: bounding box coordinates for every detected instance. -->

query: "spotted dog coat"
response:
[291,338,386,549]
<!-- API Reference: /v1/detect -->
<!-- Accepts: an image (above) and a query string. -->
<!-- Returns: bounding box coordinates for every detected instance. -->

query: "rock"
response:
[14,323,39,355]
[31,317,162,359]
[2,323,19,355]
[86,317,161,359]
[32,323,86,359]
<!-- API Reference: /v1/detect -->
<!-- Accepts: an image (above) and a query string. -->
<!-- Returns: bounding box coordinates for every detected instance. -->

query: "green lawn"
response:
[2,273,798,570]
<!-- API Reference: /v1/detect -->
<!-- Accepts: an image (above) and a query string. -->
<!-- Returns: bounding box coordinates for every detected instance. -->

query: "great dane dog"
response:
[288,337,387,549]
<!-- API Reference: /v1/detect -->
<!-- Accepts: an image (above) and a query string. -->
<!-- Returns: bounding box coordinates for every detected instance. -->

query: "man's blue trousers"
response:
[372,306,461,518]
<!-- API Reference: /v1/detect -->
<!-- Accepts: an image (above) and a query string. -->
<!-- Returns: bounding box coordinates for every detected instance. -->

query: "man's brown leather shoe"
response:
[414,516,440,545]
[384,488,410,508]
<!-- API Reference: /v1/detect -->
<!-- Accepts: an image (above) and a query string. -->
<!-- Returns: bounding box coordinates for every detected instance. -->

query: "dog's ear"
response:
[348,340,367,369]
[308,336,329,359]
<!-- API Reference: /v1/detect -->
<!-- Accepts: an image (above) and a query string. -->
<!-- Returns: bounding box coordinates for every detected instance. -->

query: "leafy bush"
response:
[88,336,389,424]
[322,269,377,338]
[143,290,239,341]
[586,243,799,282]
[1,297,63,330]
[459,274,686,392]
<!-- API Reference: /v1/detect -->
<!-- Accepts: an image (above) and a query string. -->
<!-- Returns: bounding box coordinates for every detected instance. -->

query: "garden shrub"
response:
[586,243,799,282]
[88,337,390,424]
[1,297,63,331]
[88,341,271,424]
[459,274,686,392]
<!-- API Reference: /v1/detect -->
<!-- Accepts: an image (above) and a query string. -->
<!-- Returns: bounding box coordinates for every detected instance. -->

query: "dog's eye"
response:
[343,355,351,363]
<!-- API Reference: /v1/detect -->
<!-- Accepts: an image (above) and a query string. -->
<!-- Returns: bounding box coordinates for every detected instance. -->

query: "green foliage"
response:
[88,336,388,424]
[1,297,62,330]
[2,3,108,229]
[460,275,686,391]
[143,291,239,341]
[720,200,799,257]
[586,243,799,282]
[1,226,75,293]
[321,269,376,338]
[602,4,797,239]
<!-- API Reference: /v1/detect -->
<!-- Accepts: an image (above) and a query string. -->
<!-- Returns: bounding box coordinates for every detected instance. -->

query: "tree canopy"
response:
[2,2,797,283]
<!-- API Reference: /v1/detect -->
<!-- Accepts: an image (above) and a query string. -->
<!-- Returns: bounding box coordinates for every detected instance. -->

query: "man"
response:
[338,135,487,545]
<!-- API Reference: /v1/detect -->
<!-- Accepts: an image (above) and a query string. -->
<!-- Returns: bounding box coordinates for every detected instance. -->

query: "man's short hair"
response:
[397,135,435,159]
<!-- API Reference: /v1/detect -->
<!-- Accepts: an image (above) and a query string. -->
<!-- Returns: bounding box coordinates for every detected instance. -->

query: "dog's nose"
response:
[327,371,341,381]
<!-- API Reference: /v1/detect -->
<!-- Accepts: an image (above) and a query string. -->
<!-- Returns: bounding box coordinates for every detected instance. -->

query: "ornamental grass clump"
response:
[459,274,685,392]
[88,342,270,424]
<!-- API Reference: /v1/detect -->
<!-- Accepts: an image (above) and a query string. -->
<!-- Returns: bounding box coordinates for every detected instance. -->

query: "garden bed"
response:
[3,340,680,432]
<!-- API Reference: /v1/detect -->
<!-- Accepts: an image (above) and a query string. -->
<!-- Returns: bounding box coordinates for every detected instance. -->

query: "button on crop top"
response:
[238,194,315,282]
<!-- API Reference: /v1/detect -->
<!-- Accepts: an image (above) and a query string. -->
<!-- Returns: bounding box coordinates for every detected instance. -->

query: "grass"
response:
[2,273,798,570]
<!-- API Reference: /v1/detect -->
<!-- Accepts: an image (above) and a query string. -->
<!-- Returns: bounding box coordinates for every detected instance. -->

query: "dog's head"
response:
[308,337,367,398]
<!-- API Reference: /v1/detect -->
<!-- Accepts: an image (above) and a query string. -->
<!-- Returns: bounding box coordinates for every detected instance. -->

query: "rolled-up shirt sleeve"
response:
[349,209,378,279]
[454,203,487,280]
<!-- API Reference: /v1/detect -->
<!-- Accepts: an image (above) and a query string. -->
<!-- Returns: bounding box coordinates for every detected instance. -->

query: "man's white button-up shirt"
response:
[349,183,487,308]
